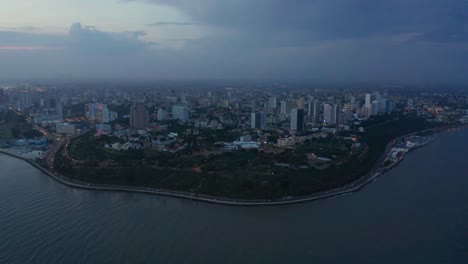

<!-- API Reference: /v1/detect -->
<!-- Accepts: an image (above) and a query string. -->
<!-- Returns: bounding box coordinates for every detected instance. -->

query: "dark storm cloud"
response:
[146,0,468,44]
[1,1,468,82]
[108,0,468,83]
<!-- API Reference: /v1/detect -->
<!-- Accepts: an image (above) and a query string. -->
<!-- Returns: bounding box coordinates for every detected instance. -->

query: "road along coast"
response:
[1,126,462,206]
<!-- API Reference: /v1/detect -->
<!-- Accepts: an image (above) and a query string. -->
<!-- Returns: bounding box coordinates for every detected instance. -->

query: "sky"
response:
[0,0,467,83]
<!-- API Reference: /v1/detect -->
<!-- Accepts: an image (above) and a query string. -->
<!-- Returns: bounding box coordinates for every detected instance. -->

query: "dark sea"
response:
[1,128,467,264]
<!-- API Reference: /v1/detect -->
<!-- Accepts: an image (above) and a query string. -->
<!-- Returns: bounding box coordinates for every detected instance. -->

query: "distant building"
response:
[17,91,33,110]
[251,99,259,112]
[277,137,296,148]
[56,123,75,135]
[269,96,277,109]
[385,99,394,113]
[365,93,372,107]
[371,100,380,116]
[157,108,167,121]
[379,97,387,113]
[96,124,112,132]
[297,97,305,110]
[280,101,292,115]
[307,96,314,116]
[181,93,188,105]
[251,112,267,129]
[290,108,305,132]
[172,105,189,121]
[130,103,149,129]
[56,102,63,119]
[85,103,117,123]
[309,100,321,122]
[323,103,338,124]
[407,99,414,109]
[239,135,252,142]
[364,93,372,118]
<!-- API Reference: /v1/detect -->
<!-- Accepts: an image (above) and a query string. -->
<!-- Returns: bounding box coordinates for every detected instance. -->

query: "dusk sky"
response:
[0,0,467,82]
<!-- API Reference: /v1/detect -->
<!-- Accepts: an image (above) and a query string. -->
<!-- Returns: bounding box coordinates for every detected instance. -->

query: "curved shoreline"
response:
[0,125,462,206]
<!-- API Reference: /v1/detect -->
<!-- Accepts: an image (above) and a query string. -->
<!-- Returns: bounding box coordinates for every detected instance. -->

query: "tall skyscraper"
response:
[371,100,380,116]
[172,105,189,121]
[251,99,259,112]
[385,100,394,113]
[181,93,188,105]
[269,96,277,109]
[18,91,33,109]
[379,97,387,113]
[251,112,266,129]
[297,97,305,110]
[280,101,292,115]
[311,100,321,123]
[130,103,149,129]
[85,103,117,123]
[290,108,305,132]
[323,103,338,124]
[307,96,314,116]
[56,102,63,119]
[365,93,372,107]
[364,93,372,118]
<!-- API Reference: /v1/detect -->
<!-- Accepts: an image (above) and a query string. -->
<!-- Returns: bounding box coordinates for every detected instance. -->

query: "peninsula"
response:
[1,83,467,202]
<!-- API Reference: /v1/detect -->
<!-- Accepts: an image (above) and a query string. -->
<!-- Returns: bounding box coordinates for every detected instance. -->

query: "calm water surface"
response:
[1,129,467,264]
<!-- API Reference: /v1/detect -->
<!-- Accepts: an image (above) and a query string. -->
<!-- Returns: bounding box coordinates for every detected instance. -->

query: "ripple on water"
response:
[0,128,467,264]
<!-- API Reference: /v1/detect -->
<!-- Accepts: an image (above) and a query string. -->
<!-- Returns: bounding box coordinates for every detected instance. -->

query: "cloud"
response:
[147,21,194,26]
[141,0,468,45]
[68,23,151,54]
[0,23,151,55]
[2,2,468,83]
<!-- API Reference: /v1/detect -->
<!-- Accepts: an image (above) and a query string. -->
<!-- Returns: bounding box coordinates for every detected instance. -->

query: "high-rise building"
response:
[297,97,305,110]
[323,103,338,124]
[365,93,372,107]
[157,108,167,121]
[130,103,149,129]
[311,100,321,123]
[364,93,372,118]
[269,96,277,109]
[251,99,259,112]
[379,97,387,113]
[56,102,63,119]
[280,101,292,115]
[251,112,266,129]
[181,93,188,105]
[371,100,380,116]
[307,96,314,116]
[172,105,189,121]
[18,91,33,109]
[385,100,394,113]
[290,108,305,132]
[0,89,6,105]
[85,103,117,123]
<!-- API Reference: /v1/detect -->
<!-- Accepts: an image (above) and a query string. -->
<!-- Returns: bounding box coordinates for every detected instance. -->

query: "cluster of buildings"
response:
[1,82,467,156]
[85,103,118,124]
